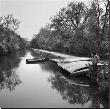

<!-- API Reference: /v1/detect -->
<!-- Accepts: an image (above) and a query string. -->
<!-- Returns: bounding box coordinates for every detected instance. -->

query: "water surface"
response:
[0,50,108,108]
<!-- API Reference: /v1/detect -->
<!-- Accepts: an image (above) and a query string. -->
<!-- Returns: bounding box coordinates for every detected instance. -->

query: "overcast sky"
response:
[0,0,93,40]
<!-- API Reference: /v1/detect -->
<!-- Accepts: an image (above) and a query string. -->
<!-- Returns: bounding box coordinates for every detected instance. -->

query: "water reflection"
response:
[0,50,108,108]
[0,50,26,91]
[40,61,108,108]
[49,73,90,104]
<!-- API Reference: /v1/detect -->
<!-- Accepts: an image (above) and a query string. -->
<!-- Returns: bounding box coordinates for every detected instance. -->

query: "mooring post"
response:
[90,53,100,84]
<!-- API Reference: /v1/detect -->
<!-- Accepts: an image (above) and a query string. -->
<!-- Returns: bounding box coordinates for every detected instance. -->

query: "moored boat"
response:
[26,58,49,64]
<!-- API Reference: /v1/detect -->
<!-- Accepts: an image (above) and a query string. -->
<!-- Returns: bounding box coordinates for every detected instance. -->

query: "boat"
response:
[26,58,49,64]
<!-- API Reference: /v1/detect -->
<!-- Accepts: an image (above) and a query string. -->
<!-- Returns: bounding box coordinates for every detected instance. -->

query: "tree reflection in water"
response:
[40,61,108,108]
[48,73,90,105]
[0,50,26,91]
[0,69,21,91]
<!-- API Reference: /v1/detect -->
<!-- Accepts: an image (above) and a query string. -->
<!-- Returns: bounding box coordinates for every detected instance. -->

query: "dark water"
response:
[0,50,108,108]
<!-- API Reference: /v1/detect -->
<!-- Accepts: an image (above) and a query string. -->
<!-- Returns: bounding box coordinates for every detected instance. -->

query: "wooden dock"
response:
[50,58,108,76]
[26,54,108,76]
[50,58,91,76]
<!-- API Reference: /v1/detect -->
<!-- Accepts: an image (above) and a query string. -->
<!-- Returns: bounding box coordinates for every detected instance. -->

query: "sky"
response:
[0,0,93,41]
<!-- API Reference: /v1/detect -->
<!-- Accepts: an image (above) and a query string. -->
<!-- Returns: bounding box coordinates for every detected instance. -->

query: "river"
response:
[0,50,108,108]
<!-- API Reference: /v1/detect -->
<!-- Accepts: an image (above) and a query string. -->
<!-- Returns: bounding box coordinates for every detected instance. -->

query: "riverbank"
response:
[31,49,109,88]
[32,48,108,67]
[32,48,91,60]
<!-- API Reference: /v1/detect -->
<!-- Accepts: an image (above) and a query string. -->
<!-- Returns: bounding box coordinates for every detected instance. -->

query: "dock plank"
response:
[51,58,108,76]
[51,58,92,75]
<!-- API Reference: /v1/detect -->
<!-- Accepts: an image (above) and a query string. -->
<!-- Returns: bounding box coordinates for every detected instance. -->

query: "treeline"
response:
[0,14,28,55]
[30,0,109,58]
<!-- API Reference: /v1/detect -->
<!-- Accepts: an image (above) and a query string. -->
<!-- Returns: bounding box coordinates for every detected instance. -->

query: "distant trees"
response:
[0,14,27,55]
[30,0,109,58]
[0,14,20,31]
[30,27,52,49]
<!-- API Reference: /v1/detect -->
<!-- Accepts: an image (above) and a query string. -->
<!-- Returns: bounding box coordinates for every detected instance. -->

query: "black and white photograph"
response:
[0,0,109,108]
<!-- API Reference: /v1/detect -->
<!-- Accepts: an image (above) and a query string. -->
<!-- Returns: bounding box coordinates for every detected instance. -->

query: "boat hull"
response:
[26,58,49,64]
